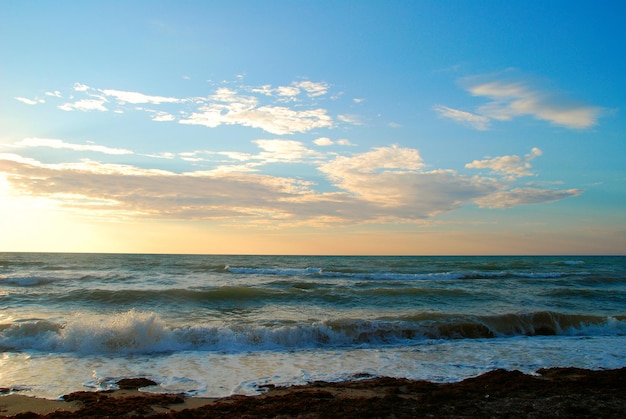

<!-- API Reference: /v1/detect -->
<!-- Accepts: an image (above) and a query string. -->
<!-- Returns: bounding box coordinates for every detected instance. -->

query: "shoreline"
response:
[1,367,626,418]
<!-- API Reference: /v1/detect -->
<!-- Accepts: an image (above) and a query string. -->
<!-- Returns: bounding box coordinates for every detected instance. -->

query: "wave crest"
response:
[1,310,625,355]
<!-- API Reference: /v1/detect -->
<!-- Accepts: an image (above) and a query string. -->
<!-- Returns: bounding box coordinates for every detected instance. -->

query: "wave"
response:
[0,276,57,286]
[48,286,286,306]
[225,266,323,275]
[0,265,594,290]
[5,281,614,308]
[1,285,487,307]
[0,273,139,287]
[224,265,587,281]
[1,310,625,355]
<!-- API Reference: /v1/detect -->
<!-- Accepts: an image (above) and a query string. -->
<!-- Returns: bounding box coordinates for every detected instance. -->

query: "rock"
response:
[116,378,158,390]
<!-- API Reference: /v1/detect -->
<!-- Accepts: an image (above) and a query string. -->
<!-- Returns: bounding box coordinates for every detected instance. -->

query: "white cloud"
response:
[250,84,274,96]
[73,83,90,92]
[14,138,133,155]
[101,89,183,105]
[433,105,490,130]
[337,139,355,146]
[338,114,363,125]
[0,156,315,221]
[314,137,334,146]
[144,152,176,159]
[293,81,329,97]
[176,141,320,173]
[179,152,206,162]
[253,139,320,163]
[0,153,42,166]
[31,79,338,135]
[59,98,108,112]
[319,146,495,214]
[318,145,578,216]
[150,111,176,122]
[0,144,582,226]
[176,86,334,134]
[322,145,424,175]
[465,147,542,179]
[275,85,300,98]
[15,97,42,105]
[180,103,333,135]
[353,98,365,104]
[0,155,168,176]
[179,150,255,164]
[216,151,255,161]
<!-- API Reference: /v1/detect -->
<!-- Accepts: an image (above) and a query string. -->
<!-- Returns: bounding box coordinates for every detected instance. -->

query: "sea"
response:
[1,253,625,400]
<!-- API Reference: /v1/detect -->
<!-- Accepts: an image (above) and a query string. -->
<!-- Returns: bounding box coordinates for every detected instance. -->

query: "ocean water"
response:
[1,253,625,399]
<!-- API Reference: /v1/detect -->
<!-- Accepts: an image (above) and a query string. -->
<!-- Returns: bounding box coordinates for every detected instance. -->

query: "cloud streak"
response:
[14,138,134,155]
[437,75,603,130]
[470,81,602,129]
[433,105,490,130]
[15,97,44,105]
[101,89,184,105]
[474,187,582,209]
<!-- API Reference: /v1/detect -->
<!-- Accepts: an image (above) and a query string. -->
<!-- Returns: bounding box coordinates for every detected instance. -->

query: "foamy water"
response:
[1,253,625,399]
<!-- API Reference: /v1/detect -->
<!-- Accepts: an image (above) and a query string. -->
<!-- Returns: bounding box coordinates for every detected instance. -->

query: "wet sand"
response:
[1,368,625,418]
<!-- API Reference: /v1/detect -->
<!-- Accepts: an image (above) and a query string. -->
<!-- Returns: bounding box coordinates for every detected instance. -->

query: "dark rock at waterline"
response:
[116,378,158,390]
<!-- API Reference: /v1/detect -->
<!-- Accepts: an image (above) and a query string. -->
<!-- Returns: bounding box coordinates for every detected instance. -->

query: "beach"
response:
[2,254,625,415]
[2,367,626,418]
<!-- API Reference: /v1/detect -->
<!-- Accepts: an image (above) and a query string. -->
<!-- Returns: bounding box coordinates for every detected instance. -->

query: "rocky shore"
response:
[2,367,625,418]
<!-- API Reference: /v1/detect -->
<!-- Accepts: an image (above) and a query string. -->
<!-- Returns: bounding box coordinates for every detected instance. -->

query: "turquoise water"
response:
[1,253,625,398]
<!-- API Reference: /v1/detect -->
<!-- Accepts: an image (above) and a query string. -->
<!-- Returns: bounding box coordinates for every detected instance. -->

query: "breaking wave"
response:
[1,310,625,355]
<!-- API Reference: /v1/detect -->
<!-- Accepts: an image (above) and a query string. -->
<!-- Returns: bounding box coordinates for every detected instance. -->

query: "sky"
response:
[1,1,625,255]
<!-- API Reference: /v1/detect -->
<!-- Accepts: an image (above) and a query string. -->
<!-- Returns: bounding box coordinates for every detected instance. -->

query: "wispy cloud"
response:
[470,81,602,129]
[59,98,108,112]
[433,105,490,130]
[337,114,363,125]
[100,89,183,105]
[437,74,604,130]
[15,97,43,105]
[149,111,176,122]
[144,152,176,159]
[474,187,582,209]
[175,139,320,172]
[14,138,134,155]
[293,81,330,97]
[253,139,322,163]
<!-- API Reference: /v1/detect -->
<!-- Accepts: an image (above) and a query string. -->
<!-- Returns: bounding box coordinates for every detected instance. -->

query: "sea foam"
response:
[2,310,625,355]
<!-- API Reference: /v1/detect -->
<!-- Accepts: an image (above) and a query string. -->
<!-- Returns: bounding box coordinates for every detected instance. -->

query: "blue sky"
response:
[1,1,624,254]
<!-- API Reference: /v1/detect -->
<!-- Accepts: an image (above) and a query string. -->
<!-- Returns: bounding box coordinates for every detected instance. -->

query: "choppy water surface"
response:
[1,253,625,398]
